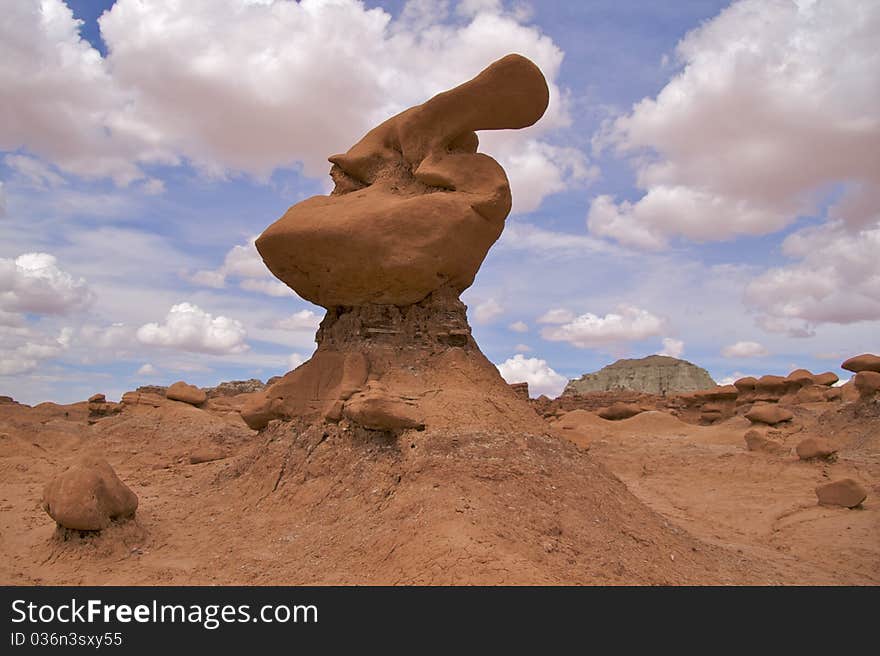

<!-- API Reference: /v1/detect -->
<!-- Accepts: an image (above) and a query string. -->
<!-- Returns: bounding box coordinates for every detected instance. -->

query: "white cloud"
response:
[746,221,880,327]
[496,353,567,397]
[508,320,529,333]
[514,343,532,353]
[274,310,322,332]
[541,304,665,349]
[721,341,768,359]
[4,154,65,188]
[498,221,628,257]
[137,363,158,376]
[0,253,93,315]
[1,0,586,211]
[288,352,306,370]
[136,302,249,354]
[188,236,296,297]
[657,337,684,358]
[590,0,880,248]
[537,308,575,324]
[472,298,504,325]
[0,324,72,376]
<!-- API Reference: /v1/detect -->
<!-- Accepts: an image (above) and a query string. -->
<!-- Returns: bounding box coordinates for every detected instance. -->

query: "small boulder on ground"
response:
[796,436,837,461]
[815,479,867,508]
[166,381,207,406]
[41,456,138,531]
[841,353,880,374]
[745,404,793,426]
[743,429,788,455]
[853,371,880,400]
[598,402,643,421]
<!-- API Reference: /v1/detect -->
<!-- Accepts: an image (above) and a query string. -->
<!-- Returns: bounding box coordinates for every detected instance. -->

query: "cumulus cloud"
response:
[746,222,880,327]
[721,341,768,359]
[590,0,880,248]
[273,310,322,332]
[537,308,575,324]
[288,352,306,370]
[496,353,567,397]
[657,337,684,358]
[508,320,528,333]
[137,363,158,376]
[136,302,248,354]
[514,343,532,353]
[472,298,504,325]
[541,305,665,349]
[188,236,295,298]
[0,253,93,315]
[0,325,72,376]
[2,0,586,211]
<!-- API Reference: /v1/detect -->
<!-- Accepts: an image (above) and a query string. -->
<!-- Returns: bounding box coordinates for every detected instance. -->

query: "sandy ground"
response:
[1,395,876,585]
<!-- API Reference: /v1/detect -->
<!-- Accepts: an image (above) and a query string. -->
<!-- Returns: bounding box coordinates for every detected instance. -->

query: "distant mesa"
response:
[563,355,716,396]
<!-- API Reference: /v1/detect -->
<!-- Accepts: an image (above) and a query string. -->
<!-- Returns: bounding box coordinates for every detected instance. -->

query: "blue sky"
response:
[1,0,878,403]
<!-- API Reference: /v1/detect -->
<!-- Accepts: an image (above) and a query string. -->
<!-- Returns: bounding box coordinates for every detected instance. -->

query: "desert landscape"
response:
[2,1,878,588]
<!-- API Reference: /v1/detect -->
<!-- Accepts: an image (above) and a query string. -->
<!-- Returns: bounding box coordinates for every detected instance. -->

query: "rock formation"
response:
[563,355,715,396]
[796,436,837,461]
[41,456,138,531]
[842,353,880,374]
[815,479,867,508]
[745,404,793,426]
[241,54,549,434]
[166,381,207,406]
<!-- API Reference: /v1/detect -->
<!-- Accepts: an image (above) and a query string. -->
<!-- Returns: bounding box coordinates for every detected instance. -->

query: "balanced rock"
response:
[796,437,837,461]
[841,353,880,373]
[813,372,839,387]
[853,371,880,400]
[598,402,643,421]
[785,369,815,388]
[241,56,551,434]
[753,375,788,402]
[815,479,867,508]
[744,429,787,455]
[257,54,548,307]
[41,456,138,531]
[166,381,207,406]
[745,404,793,426]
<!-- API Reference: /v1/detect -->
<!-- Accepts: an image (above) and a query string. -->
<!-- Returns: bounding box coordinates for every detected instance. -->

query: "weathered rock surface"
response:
[41,456,138,531]
[842,353,880,374]
[744,429,788,455]
[745,404,794,426]
[598,402,643,421]
[166,381,207,406]
[854,371,880,400]
[205,379,266,398]
[564,355,716,396]
[815,479,867,508]
[256,54,548,307]
[343,384,425,432]
[509,382,530,400]
[796,437,837,460]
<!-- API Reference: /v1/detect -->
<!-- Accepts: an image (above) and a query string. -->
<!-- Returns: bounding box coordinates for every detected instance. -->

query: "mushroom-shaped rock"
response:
[841,353,880,374]
[785,369,815,388]
[853,371,880,400]
[813,372,839,387]
[343,386,425,431]
[698,385,739,402]
[744,429,788,455]
[733,376,757,393]
[598,402,643,421]
[753,375,788,401]
[794,385,827,404]
[745,404,793,426]
[815,479,867,508]
[796,437,837,461]
[256,54,549,308]
[41,456,138,531]
[166,381,207,406]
